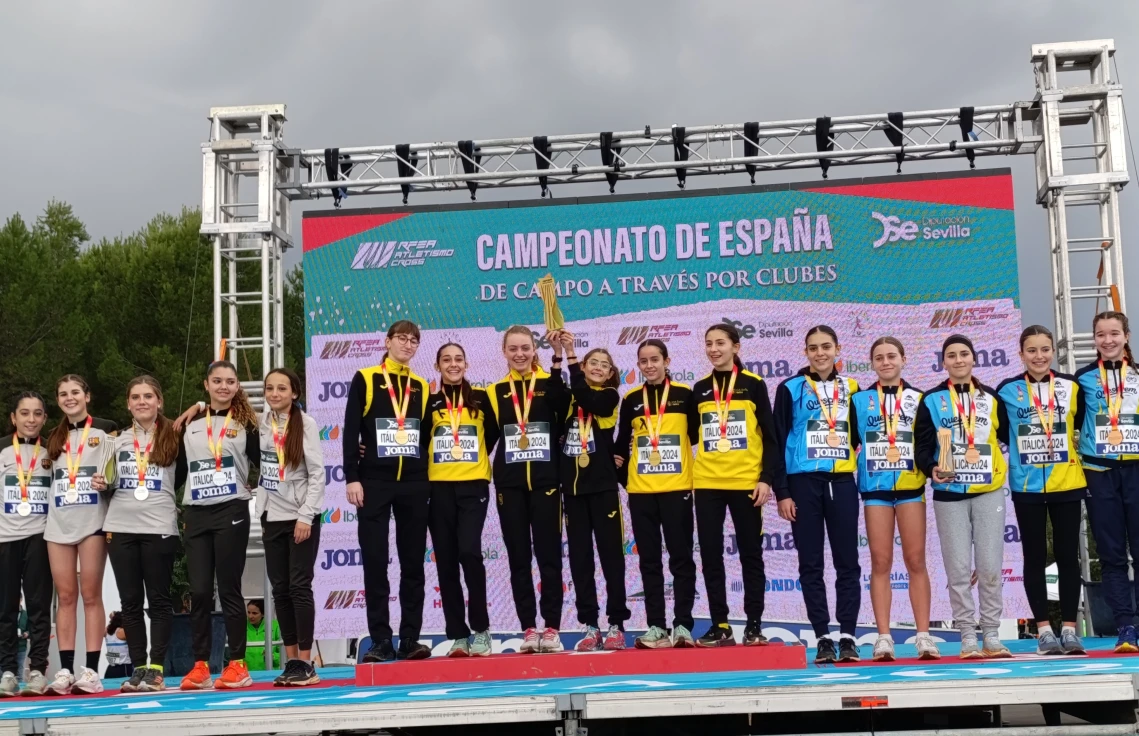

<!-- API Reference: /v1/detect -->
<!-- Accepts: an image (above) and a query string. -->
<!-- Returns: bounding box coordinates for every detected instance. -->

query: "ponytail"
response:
[1093,310,1133,365]
[502,325,541,374]
[265,368,306,469]
[126,376,179,467]
[800,324,840,376]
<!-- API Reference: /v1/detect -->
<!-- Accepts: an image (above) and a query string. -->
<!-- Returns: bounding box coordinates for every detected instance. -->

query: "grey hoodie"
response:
[255,410,325,523]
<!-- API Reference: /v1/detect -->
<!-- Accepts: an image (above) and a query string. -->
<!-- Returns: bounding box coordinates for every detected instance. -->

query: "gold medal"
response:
[450,444,464,460]
[395,428,409,445]
[716,438,731,453]
[577,454,590,468]
[649,449,662,466]
[826,430,840,448]
[518,434,530,451]
[964,446,981,464]
[1108,428,1125,446]
[886,446,901,464]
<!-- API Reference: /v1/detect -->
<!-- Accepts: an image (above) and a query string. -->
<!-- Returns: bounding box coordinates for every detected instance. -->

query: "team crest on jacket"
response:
[41,458,51,470]
[87,437,100,448]
[226,429,239,439]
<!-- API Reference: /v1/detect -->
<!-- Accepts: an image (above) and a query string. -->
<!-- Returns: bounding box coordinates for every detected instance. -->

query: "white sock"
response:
[916,631,930,638]
[1062,625,1076,635]
[840,632,856,642]
[1038,624,1053,637]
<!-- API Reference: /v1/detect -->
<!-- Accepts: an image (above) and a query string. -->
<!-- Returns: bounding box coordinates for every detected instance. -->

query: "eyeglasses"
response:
[585,359,612,370]
[392,334,420,347]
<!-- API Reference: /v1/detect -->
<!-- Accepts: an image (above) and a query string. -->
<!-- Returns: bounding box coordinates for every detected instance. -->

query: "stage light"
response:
[743,121,759,184]
[533,136,551,198]
[884,112,904,173]
[600,131,622,193]
[323,147,351,208]
[395,144,418,205]
[672,126,687,189]
[815,117,834,179]
[458,140,481,200]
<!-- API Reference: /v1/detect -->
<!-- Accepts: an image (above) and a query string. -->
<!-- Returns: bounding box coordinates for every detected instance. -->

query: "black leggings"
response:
[1013,497,1082,623]
[263,515,321,651]
[108,533,178,667]
[185,500,250,661]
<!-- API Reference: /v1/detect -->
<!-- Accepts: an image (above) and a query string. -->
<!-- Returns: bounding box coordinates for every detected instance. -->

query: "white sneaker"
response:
[47,669,75,696]
[915,633,941,660]
[539,627,564,653]
[0,671,17,698]
[71,667,103,695]
[519,627,541,654]
[872,634,895,662]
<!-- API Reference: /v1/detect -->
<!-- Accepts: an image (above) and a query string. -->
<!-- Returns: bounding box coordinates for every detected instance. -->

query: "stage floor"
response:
[3,639,1138,735]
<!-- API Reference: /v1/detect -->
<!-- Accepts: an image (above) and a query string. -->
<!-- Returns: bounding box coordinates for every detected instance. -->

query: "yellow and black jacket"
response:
[996,372,1086,503]
[426,384,499,483]
[688,368,784,491]
[342,356,432,484]
[556,363,620,496]
[486,366,566,491]
[614,381,695,494]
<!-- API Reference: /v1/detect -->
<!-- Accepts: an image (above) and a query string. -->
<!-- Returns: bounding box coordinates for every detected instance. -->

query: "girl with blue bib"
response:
[849,337,939,662]
[774,325,861,664]
[915,334,1009,660]
[1075,310,1139,652]
[996,325,1086,656]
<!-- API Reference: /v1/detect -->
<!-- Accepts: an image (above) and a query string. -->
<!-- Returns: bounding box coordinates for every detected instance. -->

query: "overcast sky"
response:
[2,1,1136,330]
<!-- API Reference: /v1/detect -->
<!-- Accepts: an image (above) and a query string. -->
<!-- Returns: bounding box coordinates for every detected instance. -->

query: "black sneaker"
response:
[814,637,837,664]
[275,659,320,687]
[397,639,432,660]
[120,667,148,693]
[695,623,736,648]
[837,637,860,662]
[743,621,768,646]
[362,639,397,663]
[138,667,166,692]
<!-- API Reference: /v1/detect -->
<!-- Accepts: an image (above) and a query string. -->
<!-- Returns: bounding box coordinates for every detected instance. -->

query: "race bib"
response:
[52,466,99,507]
[259,449,281,493]
[3,474,49,515]
[635,434,683,475]
[117,450,164,494]
[375,418,421,459]
[432,425,480,464]
[1016,422,1071,465]
[805,419,850,460]
[504,422,551,464]
[1094,414,1139,455]
[699,409,748,453]
[562,418,597,458]
[864,430,915,473]
[188,457,238,501]
[951,443,994,485]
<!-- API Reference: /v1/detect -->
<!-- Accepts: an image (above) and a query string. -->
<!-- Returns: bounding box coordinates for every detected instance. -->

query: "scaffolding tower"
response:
[201,39,1130,635]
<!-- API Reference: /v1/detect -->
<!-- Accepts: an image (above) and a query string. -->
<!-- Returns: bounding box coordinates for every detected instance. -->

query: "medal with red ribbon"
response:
[1099,359,1129,447]
[508,371,538,450]
[381,362,413,445]
[642,380,670,466]
[805,375,842,447]
[948,381,980,464]
[270,413,288,482]
[711,366,738,453]
[13,433,41,516]
[1025,372,1057,459]
[205,408,233,487]
[876,383,902,464]
[444,388,465,460]
[132,422,155,500]
[576,406,593,468]
[63,416,93,503]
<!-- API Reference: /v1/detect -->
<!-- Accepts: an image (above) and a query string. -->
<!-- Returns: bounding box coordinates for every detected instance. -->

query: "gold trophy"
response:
[936,428,956,480]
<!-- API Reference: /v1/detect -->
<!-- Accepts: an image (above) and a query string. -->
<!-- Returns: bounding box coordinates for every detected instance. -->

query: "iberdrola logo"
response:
[321,508,342,524]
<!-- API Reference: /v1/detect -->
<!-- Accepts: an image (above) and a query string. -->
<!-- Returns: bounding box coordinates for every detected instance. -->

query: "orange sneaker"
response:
[179,661,213,691]
[215,661,252,690]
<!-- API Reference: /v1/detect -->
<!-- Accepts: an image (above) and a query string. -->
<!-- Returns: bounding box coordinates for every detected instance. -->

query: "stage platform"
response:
[2,639,1138,736]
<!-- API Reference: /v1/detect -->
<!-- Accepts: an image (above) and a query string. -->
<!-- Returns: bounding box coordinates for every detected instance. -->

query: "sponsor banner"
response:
[306,173,1027,638]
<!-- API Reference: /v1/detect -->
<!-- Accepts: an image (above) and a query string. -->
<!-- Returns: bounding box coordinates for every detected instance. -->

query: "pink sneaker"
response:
[602,625,626,650]
[540,627,564,653]
[520,627,540,653]
[575,627,603,652]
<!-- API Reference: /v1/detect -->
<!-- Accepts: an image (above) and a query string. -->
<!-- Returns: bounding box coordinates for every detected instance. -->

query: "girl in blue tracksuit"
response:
[849,337,939,663]
[914,334,1010,660]
[1075,310,1139,652]
[996,325,1086,656]
[774,325,861,664]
